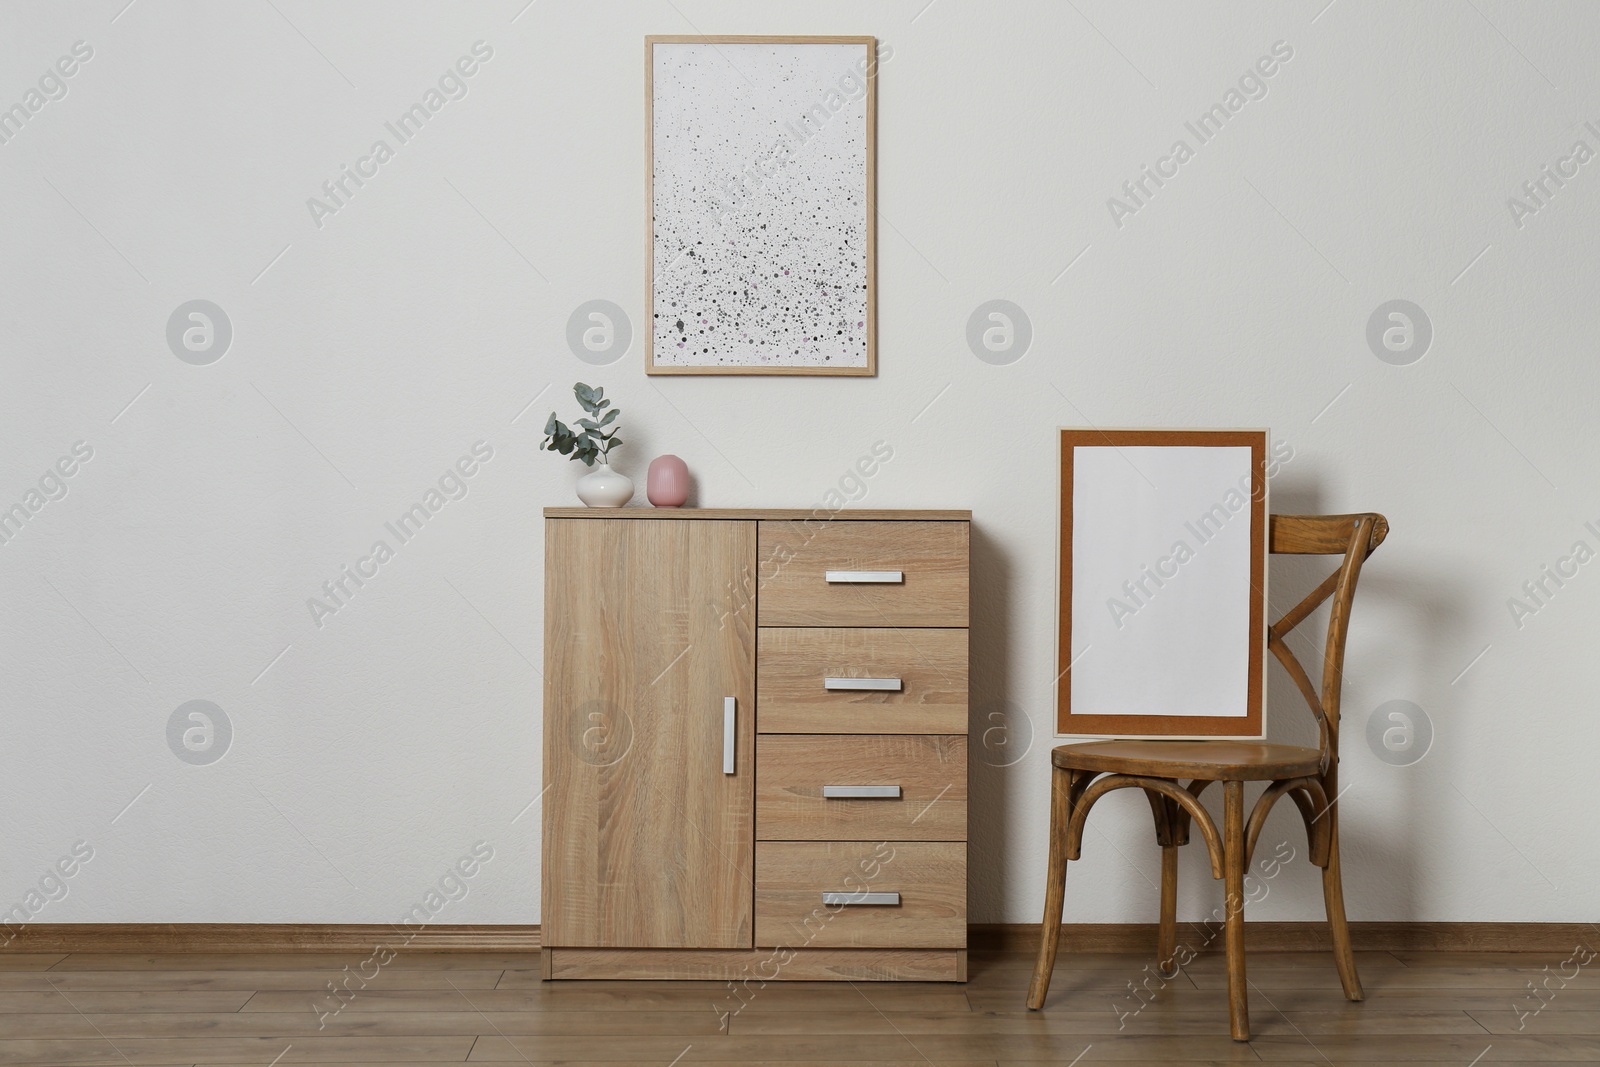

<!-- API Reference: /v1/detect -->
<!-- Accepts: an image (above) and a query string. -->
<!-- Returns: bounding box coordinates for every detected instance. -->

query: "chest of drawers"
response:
[541,508,970,981]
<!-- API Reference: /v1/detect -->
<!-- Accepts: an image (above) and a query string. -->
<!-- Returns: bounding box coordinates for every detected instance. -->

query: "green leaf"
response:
[598,408,619,427]
[574,382,594,404]
[594,399,611,411]
[544,412,559,435]
[577,418,601,431]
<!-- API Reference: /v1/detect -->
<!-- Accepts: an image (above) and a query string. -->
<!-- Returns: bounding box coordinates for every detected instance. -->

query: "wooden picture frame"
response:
[1055,428,1269,739]
[645,35,878,376]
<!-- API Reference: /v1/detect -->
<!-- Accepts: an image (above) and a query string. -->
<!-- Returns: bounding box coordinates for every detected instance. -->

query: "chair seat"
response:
[1051,739,1324,781]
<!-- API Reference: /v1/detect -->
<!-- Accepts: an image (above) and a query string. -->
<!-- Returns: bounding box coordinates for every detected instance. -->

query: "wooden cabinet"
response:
[542,508,970,982]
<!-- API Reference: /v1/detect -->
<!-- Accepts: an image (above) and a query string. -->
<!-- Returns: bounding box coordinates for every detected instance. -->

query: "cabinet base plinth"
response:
[543,947,966,982]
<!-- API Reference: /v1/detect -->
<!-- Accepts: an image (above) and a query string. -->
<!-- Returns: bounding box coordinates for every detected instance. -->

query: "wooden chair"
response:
[1026,513,1388,1040]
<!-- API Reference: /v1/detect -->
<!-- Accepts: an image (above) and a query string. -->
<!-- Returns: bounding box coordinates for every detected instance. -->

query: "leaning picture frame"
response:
[645,35,878,376]
[1055,428,1269,740]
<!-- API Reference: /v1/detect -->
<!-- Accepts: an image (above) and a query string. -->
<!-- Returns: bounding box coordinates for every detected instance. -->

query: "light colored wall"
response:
[3,0,1595,930]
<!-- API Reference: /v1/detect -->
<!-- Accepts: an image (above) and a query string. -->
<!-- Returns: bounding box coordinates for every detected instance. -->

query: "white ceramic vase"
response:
[576,462,634,507]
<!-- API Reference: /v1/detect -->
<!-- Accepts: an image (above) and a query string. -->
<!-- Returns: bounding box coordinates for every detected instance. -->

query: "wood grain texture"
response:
[12,920,1592,956]
[757,627,968,734]
[0,925,539,954]
[1222,779,1249,1041]
[38,952,537,972]
[992,921,1600,954]
[755,841,965,949]
[1025,767,1074,1010]
[1323,798,1365,1001]
[545,947,962,981]
[543,518,755,949]
[543,507,971,521]
[1158,843,1179,974]
[2,946,1599,1059]
[0,969,507,993]
[1271,512,1390,555]
[756,735,967,841]
[1051,740,1323,781]
[758,520,969,627]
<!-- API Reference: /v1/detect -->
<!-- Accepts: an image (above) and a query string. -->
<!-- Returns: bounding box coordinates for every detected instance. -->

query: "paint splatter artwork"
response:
[649,40,874,374]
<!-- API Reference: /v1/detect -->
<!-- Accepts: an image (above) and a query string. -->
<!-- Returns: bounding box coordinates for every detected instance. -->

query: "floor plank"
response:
[0,1034,473,1065]
[465,1032,1259,1061]
[0,1008,723,1039]
[1470,1009,1600,1035]
[1248,1032,1600,1060]
[0,969,505,992]
[730,1007,1490,1037]
[47,952,538,972]
[0,990,255,1013]
[0,955,68,972]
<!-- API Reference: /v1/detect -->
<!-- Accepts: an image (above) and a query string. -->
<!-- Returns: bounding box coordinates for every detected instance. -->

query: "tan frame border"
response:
[1056,428,1268,739]
[644,35,878,376]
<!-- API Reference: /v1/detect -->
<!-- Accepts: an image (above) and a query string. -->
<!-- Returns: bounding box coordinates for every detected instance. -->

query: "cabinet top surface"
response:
[543,507,971,521]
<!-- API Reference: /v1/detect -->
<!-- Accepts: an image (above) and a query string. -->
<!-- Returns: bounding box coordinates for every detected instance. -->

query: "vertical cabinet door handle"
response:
[722,696,736,775]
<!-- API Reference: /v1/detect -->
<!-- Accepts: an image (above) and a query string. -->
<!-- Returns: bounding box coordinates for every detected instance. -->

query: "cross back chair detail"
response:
[1026,513,1388,1041]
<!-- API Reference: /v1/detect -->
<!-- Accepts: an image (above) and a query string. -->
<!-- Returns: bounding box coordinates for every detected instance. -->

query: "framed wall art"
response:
[1056,428,1269,739]
[645,35,879,376]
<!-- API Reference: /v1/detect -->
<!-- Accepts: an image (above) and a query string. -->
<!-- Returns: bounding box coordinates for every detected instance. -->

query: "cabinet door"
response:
[543,519,755,948]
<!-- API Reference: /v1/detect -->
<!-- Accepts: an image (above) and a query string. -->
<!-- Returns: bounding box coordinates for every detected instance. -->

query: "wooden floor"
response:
[0,946,1596,1064]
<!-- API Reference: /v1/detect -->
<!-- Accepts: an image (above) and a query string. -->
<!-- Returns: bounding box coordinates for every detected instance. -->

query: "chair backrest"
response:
[1267,514,1388,769]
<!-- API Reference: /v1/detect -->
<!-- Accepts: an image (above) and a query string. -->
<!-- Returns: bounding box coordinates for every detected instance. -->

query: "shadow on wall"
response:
[1258,483,1464,925]
[966,522,1018,924]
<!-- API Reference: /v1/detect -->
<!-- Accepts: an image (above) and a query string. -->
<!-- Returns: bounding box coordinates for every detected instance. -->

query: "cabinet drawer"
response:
[755,841,965,948]
[757,628,967,734]
[757,735,967,841]
[758,521,968,627]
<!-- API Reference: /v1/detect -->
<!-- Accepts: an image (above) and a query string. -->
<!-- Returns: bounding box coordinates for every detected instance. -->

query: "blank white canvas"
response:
[651,42,869,369]
[1069,445,1255,722]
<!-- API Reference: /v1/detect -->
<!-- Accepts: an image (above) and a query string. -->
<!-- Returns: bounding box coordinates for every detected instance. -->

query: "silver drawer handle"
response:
[824,570,903,584]
[722,697,736,775]
[822,891,900,906]
[824,677,903,691]
[822,785,902,799]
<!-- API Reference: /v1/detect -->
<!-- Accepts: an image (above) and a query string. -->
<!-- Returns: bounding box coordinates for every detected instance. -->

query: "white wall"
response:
[3,0,1596,930]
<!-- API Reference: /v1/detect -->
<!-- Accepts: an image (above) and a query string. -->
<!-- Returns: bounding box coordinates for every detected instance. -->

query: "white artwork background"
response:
[651,42,869,369]
[1069,445,1256,723]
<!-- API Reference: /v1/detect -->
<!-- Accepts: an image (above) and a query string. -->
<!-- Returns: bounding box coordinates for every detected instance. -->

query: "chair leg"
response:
[1027,766,1074,1010]
[1322,812,1365,1001]
[1157,844,1178,975]
[1222,780,1249,1041]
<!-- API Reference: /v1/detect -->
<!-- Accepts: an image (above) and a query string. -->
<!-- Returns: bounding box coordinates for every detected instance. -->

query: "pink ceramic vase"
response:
[646,454,690,507]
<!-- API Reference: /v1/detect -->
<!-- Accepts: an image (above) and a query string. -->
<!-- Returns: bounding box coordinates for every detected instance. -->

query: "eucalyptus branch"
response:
[543,382,624,466]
